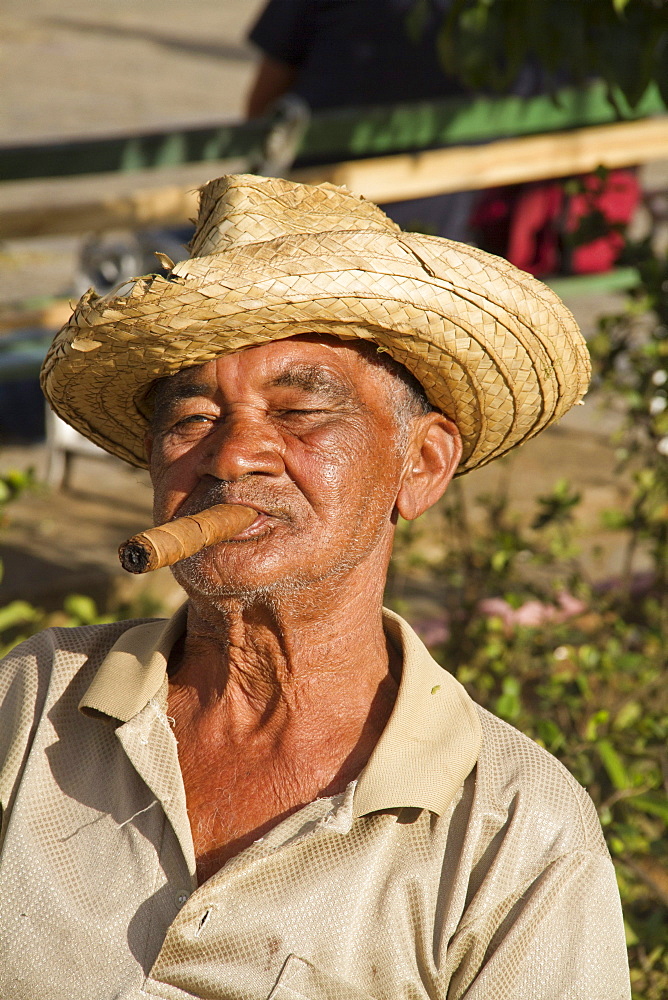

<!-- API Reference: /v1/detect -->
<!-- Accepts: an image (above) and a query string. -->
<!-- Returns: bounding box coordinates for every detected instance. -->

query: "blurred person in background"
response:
[246,0,639,274]
[247,0,482,242]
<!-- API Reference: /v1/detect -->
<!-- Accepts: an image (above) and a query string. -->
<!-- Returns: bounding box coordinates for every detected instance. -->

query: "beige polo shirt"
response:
[0,608,629,1000]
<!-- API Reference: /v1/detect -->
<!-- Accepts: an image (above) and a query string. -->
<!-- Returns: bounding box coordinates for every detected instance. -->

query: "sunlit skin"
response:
[145,334,462,882]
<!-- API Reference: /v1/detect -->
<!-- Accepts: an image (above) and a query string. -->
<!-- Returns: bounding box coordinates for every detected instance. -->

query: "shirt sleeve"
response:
[247,0,314,67]
[0,631,56,828]
[442,848,631,1000]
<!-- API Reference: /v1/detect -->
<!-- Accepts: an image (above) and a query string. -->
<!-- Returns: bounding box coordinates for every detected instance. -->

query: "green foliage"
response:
[0,470,147,657]
[589,242,668,596]
[431,0,667,110]
[0,467,35,516]
[0,592,117,659]
[389,242,668,997]
[0,600,41,634]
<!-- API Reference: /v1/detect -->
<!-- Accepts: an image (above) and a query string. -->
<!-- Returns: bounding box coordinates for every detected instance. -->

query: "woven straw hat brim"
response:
[41,225,589,474]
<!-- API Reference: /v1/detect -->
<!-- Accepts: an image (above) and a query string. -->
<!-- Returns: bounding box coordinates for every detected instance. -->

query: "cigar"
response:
[119,504,257,574]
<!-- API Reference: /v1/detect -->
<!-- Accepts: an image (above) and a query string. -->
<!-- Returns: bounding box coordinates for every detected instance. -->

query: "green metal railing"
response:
[1,78,663,380]
[1,81,665,183]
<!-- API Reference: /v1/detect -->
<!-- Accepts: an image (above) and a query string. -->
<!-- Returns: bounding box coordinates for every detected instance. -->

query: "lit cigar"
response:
[119,504,257,574]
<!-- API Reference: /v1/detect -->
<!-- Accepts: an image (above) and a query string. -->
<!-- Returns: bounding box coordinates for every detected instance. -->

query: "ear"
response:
[395,413,462,521]
[144,431,154,469]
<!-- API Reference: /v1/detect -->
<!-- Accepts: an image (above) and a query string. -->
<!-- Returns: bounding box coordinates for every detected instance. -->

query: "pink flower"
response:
[413,618,450,645]
[477,592,587,629]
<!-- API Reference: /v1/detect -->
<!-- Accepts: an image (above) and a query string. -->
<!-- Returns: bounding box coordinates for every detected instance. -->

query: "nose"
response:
[196,409,285,482]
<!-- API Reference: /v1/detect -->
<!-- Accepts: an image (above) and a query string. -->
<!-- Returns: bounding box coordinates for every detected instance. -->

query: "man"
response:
[1,175,629,999]
[246,0,479,242]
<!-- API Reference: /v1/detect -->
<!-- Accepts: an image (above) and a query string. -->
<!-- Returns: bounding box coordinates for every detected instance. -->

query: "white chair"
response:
[45,409,109,490]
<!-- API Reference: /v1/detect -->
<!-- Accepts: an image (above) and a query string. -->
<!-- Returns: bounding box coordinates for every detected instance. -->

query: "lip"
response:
[229,509,273,540]
[213,502,293,543]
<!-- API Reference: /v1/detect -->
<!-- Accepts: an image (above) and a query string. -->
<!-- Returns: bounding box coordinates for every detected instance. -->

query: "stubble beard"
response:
[169,523,389,611]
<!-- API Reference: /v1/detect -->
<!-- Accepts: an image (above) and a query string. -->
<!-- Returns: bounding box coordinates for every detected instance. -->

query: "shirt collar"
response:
[80,605,481,818]
[79,605,187,721]
[352,609,481,818]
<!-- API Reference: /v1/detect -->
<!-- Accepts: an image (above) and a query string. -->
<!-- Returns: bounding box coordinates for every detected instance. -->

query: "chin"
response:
[170,550,305,603]
[170,544,364,604]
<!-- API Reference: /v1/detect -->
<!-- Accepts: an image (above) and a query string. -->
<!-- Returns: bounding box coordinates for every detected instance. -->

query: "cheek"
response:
[293,425,402,514]
[149,448,201,517]
[310,447,355,493]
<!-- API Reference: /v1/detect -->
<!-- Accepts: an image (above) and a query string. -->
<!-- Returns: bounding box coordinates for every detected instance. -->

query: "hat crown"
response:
[188,173,399,257]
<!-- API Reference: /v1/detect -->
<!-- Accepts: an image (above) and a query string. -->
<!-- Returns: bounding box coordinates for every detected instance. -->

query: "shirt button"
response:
[175,892,189,908]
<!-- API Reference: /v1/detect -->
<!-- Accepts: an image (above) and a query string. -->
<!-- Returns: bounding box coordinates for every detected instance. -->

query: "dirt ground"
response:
[1,0,265,142]
[0,1,661,618]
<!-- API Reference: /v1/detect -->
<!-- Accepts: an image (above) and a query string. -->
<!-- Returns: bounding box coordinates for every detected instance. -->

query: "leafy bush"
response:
[0,470,148,656]
[432,0,668,109]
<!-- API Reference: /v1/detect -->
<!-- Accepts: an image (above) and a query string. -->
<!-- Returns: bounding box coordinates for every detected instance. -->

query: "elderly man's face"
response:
[146,335,445,599]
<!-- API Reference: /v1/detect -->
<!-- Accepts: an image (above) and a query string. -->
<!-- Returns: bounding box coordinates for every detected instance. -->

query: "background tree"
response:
[426,0,668,109]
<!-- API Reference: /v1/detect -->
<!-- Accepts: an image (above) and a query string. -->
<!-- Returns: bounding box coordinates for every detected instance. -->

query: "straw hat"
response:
[41,173,590,474]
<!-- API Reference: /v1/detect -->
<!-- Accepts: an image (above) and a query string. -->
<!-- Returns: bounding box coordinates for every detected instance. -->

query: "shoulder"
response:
[471,704,607,857]
[0,620,161,808]
[0,619,161,710]
[248,0,313,63]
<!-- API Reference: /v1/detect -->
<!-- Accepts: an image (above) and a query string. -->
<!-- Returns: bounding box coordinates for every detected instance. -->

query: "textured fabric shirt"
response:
[248,0,467,111]
[248,0,551,111]
[0,608,630,1000]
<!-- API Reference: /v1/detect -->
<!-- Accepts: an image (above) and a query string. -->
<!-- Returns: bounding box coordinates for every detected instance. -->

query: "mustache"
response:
[173,478,297,522]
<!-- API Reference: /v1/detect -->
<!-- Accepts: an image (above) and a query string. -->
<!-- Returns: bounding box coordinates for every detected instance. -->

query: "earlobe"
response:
[395,414,462,521]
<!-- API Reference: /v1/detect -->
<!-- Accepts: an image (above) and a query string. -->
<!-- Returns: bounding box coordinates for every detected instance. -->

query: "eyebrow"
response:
[149,364,356,425]
[149,380,213,425]
[269,366,354,403]
[160,382,212,403]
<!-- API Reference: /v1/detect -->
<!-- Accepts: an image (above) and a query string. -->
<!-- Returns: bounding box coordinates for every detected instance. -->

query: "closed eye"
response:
[275,408,335,425]
[279,408,328,416]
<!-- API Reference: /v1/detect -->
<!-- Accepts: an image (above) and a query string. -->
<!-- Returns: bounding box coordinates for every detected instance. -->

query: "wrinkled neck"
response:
[167,558,399,732]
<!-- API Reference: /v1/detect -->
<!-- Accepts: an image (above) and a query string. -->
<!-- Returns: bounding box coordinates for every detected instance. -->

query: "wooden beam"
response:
[0,184,200,240]
[0,121,264,183]
[1,81,664,182]
[0,299,72,332]
[1,117,666,240]
[293,117,668,202]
